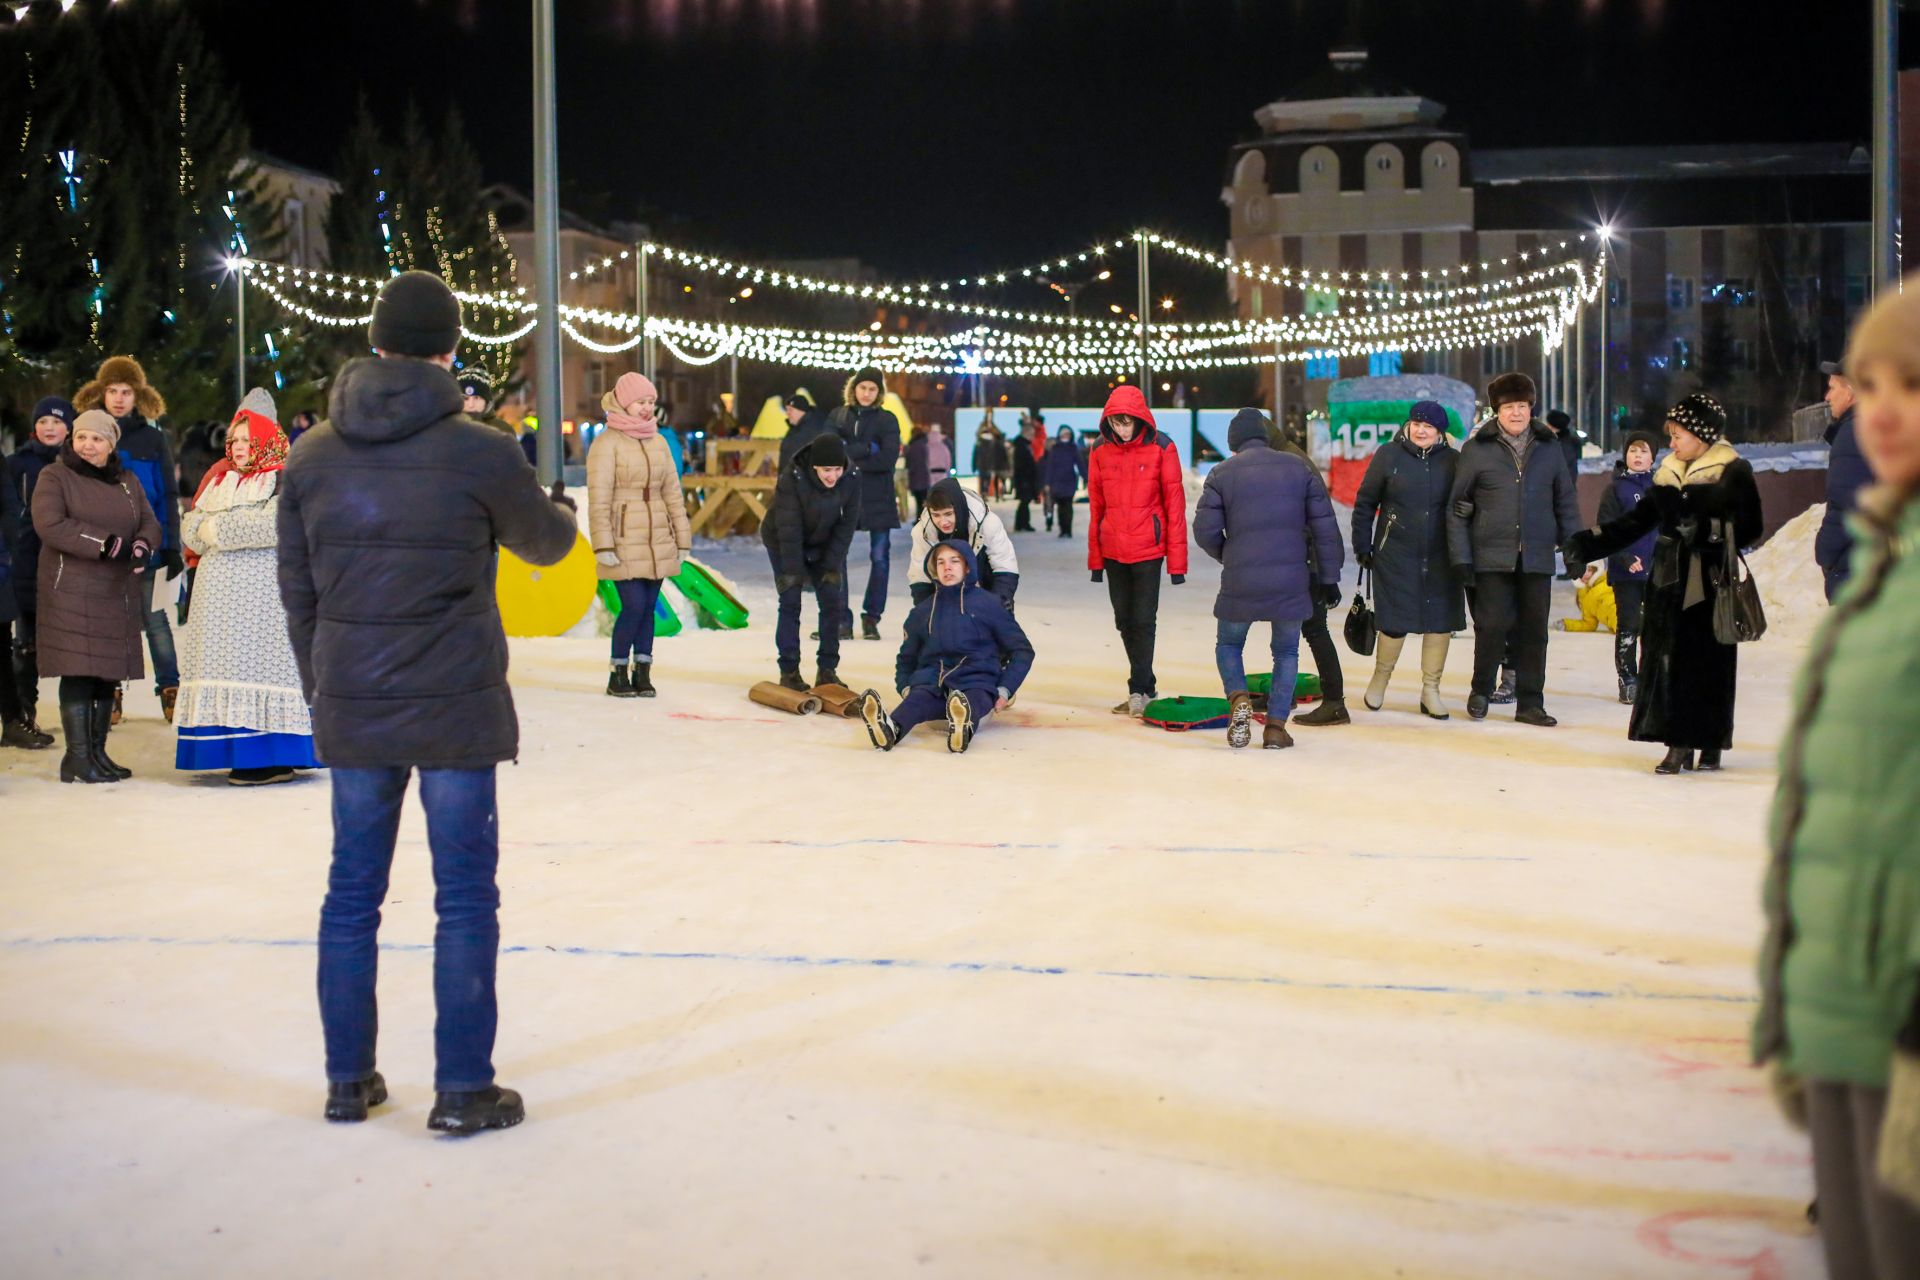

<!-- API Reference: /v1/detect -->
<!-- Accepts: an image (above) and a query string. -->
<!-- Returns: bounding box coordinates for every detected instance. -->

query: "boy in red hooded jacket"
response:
[1086,385,1188,716]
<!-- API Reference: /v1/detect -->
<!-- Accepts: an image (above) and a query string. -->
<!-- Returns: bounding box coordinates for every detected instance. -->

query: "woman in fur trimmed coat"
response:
[174,391,315,784]
[1566,394,1763,774]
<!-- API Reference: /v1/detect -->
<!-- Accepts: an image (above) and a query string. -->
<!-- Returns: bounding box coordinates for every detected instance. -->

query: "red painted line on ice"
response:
[669,712,789,725]
[1517,1145,1810,1169]
[1636,1208,1794,1278]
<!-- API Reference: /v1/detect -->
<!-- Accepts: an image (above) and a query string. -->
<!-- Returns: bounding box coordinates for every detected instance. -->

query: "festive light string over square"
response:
[232,241,1604,378]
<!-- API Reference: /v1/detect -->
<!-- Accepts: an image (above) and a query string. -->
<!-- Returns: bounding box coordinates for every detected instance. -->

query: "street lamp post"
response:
[1135,234,1152,404]
[531,0,565,487]
[234,264,246,403]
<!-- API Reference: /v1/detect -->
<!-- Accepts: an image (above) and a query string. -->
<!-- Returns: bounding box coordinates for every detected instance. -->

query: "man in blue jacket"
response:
[1814,359,1869,600]
[859,540,1034,754]
[1194,408,1344,751]
[74,356,181,718]
[279,271,579,1137]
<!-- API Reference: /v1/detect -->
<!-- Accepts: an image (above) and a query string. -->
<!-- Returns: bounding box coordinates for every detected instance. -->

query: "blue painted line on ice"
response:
[0,933,1752,1005]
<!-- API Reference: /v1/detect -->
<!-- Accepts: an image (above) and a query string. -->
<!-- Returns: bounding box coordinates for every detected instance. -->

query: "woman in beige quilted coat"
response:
[588,372,689,698]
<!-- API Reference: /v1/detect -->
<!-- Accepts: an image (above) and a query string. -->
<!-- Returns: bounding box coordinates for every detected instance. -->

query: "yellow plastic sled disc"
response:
[496,531,597,637]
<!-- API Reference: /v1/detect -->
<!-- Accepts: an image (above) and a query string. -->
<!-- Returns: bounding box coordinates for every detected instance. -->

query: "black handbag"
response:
[1343,568,1377,656]
[1712,537,1767,645]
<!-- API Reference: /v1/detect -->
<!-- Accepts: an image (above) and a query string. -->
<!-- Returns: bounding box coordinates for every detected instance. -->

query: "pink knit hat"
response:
[613,372,656,409]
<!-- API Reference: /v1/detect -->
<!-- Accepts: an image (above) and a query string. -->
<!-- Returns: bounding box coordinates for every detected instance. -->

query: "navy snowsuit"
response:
[890,540,1034,737]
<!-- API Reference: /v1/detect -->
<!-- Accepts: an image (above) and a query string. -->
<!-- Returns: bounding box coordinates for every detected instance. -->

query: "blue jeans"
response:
[861,528,890,623]
[610,577,664,663]
[138,572,179,691]
[318,766,501,1092]
[1216,619,1303,723]
[768,549,845,672]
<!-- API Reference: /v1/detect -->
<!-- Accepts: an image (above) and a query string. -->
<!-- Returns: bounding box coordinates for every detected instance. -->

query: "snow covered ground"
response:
[1,502,1828,1279]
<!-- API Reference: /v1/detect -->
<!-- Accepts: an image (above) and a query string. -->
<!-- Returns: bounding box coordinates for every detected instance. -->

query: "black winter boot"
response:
[778,668,809,692]
[1293,697,1350,727]
[324,1071,389,1123]
[1514,706,1558,728]
[58,693,115,784]
[1655,746,1695,775]
[427,1084,525,1135]
[1490,668,1517,705]
[1618,678,1638,705]
[606,663,636,697]
[91,691,132,779]
[630,662,656,697]
[2,718,53,749]
[861,617,881,641]
[1696,748,1723,772]
[815,667,843,689]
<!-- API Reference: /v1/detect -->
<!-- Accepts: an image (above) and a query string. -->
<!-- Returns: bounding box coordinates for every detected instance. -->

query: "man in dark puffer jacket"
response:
[279,270,578,1137]
[1447,372,1582,726]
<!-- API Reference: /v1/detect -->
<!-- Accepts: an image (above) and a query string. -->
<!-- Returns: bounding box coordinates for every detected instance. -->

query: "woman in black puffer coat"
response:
[1350,401,1466,719]
[1566,394,1763,775]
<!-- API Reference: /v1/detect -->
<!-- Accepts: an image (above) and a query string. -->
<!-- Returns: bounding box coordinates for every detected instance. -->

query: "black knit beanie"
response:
[806,432,850,469]
[456,365,495,400]
[1666,393,1727,445]
[852,367,884,397]
[370,271,463,358]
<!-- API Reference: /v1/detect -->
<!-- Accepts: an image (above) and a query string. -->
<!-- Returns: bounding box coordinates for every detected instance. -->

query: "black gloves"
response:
[819,570,842,587]
[1451,499,1475,519]
[130,544,154,576]
[548,480,576,513]
[1563,531,1598,566]
[1318,582,1342,607]
[162,548,185,581]
[1090,569,1103,584]
[776,574,804,594]
[1170,573,1186,585]
[1355,552,1374,571]
[100,534,128,561]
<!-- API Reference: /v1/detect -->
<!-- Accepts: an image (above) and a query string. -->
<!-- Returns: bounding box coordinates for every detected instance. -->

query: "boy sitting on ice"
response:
[907,477,1019,607]
[861,541,1034,753]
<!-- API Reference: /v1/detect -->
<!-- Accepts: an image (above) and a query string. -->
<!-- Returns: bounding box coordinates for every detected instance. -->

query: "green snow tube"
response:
[673,558,749,630]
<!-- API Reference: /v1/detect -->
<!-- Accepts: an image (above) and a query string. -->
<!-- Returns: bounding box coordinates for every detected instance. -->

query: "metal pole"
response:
[532,0,565,487]
[1576,303,1587,447]
[1873,0,1900,293]
[1135,234,1152,403]
[1599,276,1611,452]
[637,242,654,382]
[234,268,246,402]
[729,350,740,421]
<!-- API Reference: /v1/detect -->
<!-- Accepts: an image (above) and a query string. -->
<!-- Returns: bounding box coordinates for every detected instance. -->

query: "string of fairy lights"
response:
[233,231,1606,378]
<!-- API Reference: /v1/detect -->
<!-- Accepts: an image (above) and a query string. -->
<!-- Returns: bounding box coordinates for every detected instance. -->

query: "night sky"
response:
[189,0,1889,277]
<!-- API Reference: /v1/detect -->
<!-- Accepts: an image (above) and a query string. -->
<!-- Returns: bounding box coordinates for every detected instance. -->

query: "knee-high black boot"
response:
[90,686,132,779]
[58,683,116,784]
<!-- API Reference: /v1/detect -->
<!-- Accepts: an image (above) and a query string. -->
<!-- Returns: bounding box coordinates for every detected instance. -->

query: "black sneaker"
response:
[1292,697,1350,727]
[1467,694,1489,721]
[860,690,899,750]
[1,717,53,749]
[1514,707,1558,727]
[861,617,881,641]
[324,1071,389,1123]
[427,1084,525,1136]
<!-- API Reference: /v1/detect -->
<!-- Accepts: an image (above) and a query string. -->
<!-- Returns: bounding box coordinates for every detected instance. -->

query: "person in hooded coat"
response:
[0,429,50,749]
[1194,408,1343,750]
[173,390,314,785]
[904,423,933,514]
[32,409,162,783]
[279,270,580,1135]
[74,355,181,721]
[1044,425,1088,537]
[6,395,72,740]
[760,431,859,690]
[589,371,691,699]
[826,366,902,639]
[1349,400,1466,720]
[456,365,518,438]
[1086,386,1188,716]
[1011,420,1041,531]
[1566,394,1763,775]
[859,540,1034,754]
[1263,419,1350,727]
[1586,431,1662,704]
[1814,359,1870,602]
[907,476,1019,607]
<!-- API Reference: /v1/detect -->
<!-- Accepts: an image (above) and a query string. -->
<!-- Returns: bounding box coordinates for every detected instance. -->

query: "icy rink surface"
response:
[1,506,1824,1279]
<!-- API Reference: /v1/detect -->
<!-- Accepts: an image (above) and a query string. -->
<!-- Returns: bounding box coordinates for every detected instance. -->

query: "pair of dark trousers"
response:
[1013,500,1033,531]
[891,685,995,739]
[318,765,500,1092]
[0,620,22,723]
[136,572,179,692]
[1104,557,1163,695]
[1613,579,1646,685]
[1808,1079,1920,1279]
[1301,594,1343,700]
[769,549,845,672]
[1470,571,1551,709]
[609,577,664,663]
[13,609,39,716]
[1056,500,1075,538]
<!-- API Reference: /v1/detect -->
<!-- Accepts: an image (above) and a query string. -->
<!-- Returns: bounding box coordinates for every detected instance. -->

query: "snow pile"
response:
[1747,503,1828,643]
